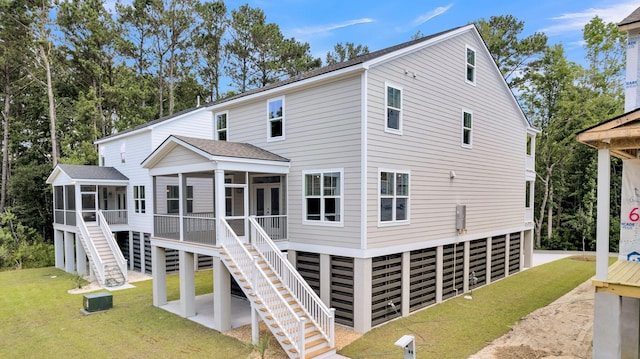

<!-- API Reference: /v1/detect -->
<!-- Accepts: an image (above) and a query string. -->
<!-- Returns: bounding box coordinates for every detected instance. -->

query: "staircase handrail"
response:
[97,210,128,282]
[248,216,335,347]
[77,214,105,284]
[219,219,304,356]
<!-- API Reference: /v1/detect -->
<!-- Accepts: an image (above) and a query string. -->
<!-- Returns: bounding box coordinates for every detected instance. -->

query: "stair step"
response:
[305,330,320,339]
[307,347,332,359]
[305,338,326,349]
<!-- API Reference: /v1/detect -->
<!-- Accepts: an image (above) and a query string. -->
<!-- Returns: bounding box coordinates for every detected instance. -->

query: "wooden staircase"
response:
[79,223,127,287]
[219,218,335,359]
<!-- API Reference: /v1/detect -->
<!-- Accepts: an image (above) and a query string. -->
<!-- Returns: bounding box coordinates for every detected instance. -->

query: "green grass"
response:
[340,256,607,359]
[0,268,252,358]
[0,257,605,359]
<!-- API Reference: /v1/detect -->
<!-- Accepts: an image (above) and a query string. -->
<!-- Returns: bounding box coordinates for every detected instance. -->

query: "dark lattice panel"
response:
[509,232,521,274]
[491,236,506,281]
[371,254,402,326]
[296,251,321,296]
[442,243,464,300]
[469,239,487,287]
[330,256,354,326]
[409,247,437,312]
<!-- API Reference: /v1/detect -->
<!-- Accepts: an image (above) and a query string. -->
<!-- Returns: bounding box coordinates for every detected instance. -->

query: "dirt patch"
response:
[470,279,594,359]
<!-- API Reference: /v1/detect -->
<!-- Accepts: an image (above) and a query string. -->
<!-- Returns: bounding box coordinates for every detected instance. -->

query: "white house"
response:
[47,24,537,359]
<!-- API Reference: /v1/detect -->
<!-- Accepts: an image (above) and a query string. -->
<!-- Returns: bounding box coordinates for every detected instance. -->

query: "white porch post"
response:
[463,241,470,293]
[179,250,195,317]
[152,245,167,307]
[179,173,185,241]
[436,246,443,303]
[593,145,621,359]
[214,170,225,243]
[213,256,231,331]
[353,257,372,333]
[54,230,64,269]
[64,231,75,273]
[401,251,410,316]
[320,253,331,306]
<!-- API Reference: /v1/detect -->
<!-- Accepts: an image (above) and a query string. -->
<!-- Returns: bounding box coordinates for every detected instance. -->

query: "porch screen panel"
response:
[442,243,464,300]
[371,254,402,326]
[469,239,487,286]
[331,256,354,326]
[491,235,506,281]
[509,233,521,274]
[409,247,437,312]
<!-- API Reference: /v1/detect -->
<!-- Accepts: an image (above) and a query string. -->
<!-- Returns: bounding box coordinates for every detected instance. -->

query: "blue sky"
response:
[223,0,638,65]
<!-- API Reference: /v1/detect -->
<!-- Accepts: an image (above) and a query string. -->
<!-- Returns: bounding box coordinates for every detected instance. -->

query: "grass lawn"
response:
[0,256,605,358]
[0,268,252,358]
[340,256,606,359]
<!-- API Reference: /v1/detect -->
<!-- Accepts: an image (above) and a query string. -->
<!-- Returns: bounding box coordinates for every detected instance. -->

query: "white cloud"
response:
[411,4,453,27]
[291,18,375,37]
[541,1,638,35]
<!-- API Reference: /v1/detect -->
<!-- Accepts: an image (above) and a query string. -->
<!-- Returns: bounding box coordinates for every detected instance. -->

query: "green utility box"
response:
[83,292,113,312]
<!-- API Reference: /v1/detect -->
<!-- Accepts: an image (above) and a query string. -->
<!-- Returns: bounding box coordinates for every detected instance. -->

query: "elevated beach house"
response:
[47,24,537,358]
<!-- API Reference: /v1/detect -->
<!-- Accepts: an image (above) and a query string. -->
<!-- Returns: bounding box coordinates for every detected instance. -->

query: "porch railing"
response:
[249,216,334,348]
[77,214,105,285]
[154,215,180,240]
[100,209,128,225]
[184,215,216,245]
[254,215,287,240]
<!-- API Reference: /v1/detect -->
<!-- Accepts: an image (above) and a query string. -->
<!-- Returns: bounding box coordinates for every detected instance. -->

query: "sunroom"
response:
[142,135,290,247]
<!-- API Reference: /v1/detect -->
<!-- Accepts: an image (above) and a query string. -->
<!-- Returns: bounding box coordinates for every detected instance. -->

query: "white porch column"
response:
[320,253,331,307]
[596,146,611,281]
[179,250,195,317]
[522,230,532,269]
[179,173,185,241]
[152,245,167,307]
[214,170,225,243]
[54,230,64,269]
[76,236,87,275]
[435,246,443,303]
[401,251,410,317]
[64,231,75,273]
[463,241,470,293]
[353,257,372,334]
[213,256,231,331]
[593,146,620,359]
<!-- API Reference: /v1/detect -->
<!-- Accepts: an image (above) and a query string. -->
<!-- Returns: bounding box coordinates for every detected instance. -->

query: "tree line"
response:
[0,0,627,269]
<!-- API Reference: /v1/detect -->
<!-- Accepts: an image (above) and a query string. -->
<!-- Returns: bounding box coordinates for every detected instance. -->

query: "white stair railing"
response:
[97,211,128,283]
[249,216,335,348]
[219,219,304,357]
[77,215,105,285]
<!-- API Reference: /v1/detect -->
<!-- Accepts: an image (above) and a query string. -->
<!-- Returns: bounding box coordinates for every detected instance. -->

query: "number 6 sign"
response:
[631,208,640,222]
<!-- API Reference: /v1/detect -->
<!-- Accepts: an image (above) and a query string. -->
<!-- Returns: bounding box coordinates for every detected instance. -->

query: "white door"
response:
[253,184,283,239]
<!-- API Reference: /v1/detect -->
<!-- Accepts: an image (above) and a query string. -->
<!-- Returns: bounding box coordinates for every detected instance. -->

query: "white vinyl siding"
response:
[365,30,527,249]
[229,75,362,249]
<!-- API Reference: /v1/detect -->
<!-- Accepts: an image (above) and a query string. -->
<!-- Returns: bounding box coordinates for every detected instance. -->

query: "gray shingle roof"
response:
[100,26,464,141]
[173,135,289,162]
[620,7,640,27]
[58,164,129,181]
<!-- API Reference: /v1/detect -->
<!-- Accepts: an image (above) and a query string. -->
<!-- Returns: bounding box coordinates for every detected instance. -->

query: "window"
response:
[379,170,409,224]
[466,46,476,84]
[133,186,146,213]
[525,181,533,208]
[225,176,233,217]
[166,185,193,214]
[385,84,402,132]
[462,111,473,147]
[216,112,228,141]
[526,135,533,156]
[304,170,343,225]
[268,97,284,140]
[120,142,126,163]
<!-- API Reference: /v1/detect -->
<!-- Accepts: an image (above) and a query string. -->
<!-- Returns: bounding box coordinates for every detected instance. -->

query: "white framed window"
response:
[120,142,126,163]
[462,110,473,148]
[525,181,533,209]
[267,97,284,141]
[216,111,228,141]
[303,169,343,226]
[466,45,476,85]
[224,176,233,217]
[167,185,193,214]
[133,186,145,214]
[385,83,402,133]
[379,169,410,225]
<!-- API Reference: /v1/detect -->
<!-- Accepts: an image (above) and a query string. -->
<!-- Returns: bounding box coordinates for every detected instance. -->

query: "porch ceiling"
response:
[577,108,640,159]
[593,260,640,299]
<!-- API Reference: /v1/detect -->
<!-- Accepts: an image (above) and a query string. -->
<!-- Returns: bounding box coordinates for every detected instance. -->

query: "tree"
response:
[474,15,547,88]
[279,38,321,77]
[325,42,369,65]
[193,1,227,102]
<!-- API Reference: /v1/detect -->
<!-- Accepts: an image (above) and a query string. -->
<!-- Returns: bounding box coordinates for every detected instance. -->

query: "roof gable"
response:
[620,7,640,31]
[46,164,129,184]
